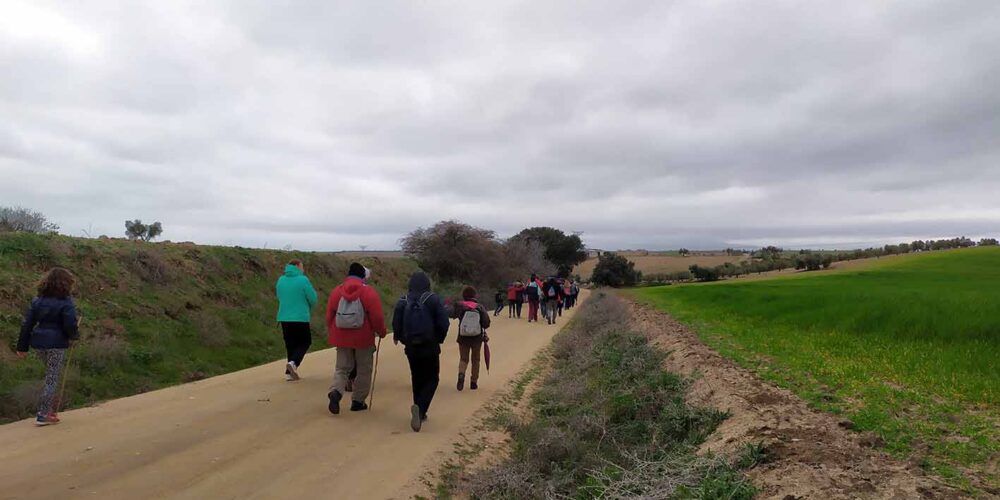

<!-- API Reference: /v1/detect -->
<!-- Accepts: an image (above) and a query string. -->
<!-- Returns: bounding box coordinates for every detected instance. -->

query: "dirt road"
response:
[0,295,586,500]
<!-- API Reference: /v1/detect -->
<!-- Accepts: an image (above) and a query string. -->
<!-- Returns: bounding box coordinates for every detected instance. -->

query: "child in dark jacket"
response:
[16,268,80,426]
[451,286,491,391]
[493,289,505,316]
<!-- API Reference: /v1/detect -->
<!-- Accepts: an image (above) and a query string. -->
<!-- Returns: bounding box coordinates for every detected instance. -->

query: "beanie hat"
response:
[462,286,477,300]
[348,262,366,279]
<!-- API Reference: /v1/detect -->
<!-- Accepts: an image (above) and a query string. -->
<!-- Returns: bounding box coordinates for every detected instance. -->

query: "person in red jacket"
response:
[325,262,387,414]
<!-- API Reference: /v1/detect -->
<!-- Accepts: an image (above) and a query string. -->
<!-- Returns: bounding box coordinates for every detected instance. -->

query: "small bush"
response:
[190,311,231,347]
[591,252,642,287]
[76,336,129,371]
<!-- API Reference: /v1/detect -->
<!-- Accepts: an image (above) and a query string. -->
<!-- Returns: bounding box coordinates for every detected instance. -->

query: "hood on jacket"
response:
[341,276,366,300]
[406,271,431,301]
[284,264,304,277]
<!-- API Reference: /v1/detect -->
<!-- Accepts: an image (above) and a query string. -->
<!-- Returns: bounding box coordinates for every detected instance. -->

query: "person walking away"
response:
[16,268,80,426]
[325,262,387,414]
[562,280,574,310]
[525,274,541,322]
[392,271,450,432]
[493,288,505,316]
[506,283,517,318]
[569,281,580,308]
[452,286,490,391]
[542,277,562,325]
[514,280,525,318]
[275,259,318,381]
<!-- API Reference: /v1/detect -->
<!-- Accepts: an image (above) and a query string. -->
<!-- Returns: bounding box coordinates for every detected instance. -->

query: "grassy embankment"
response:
[632,247,1000,492]
[441,293,760,499]
[0,232,417,423]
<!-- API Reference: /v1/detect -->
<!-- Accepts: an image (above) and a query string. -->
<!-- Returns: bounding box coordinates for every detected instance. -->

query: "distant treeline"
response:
[645,236,998,283]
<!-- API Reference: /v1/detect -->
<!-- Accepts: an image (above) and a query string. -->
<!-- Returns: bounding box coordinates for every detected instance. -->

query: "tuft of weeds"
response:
[465,293,754,499]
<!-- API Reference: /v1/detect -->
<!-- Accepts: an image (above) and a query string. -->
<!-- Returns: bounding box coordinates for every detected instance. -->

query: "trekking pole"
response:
[369,336,382,410]
[55,346,75,413]
[56,316,82,414]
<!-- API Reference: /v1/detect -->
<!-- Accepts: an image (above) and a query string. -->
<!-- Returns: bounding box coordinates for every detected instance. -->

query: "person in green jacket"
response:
[276,259,318,381]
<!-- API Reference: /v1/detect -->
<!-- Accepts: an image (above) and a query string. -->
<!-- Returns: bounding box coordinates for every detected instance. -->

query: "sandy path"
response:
[0,294,586,500]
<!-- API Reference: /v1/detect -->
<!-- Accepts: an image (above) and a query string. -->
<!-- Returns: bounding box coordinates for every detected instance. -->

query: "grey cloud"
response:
[2,0,1000,251]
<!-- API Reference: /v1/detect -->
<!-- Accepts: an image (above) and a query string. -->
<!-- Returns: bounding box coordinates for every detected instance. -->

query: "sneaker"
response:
[286,361,299,381]
[410,404,422,432]
[470,382,478,390]
[457,373,465,391]
[328,390,342,415]
[35,415,60,426]
[285,373,294,382]
[350,400,368,412]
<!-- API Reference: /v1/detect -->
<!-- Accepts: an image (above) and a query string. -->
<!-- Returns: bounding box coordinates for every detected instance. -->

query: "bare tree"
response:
[0,206,59,234]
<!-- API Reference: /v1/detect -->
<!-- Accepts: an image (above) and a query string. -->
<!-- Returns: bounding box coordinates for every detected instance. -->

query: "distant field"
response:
[576,253,746,277]
[631,248,1000,492]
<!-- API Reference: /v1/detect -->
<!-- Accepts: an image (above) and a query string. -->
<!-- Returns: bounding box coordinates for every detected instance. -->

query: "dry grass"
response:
[576,254,747,277]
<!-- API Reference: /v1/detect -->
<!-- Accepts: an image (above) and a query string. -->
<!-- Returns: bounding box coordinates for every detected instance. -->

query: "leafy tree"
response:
[591,252,641,287]
[979,238,999,246]
[677,248,690,256]
[688,264,721,282]
[125,220,164,242]
[0,206,59,234]
[513,227,587,277]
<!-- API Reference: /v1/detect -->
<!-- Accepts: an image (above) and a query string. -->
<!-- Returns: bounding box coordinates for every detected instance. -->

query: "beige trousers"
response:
[330,347,375,402]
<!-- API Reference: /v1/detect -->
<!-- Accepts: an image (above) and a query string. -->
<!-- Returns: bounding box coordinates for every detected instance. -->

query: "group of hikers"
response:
[493,274,581,325]
[16,261,579,433]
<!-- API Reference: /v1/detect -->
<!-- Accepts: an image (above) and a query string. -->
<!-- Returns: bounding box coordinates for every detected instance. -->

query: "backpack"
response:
[547,285,557,297]
[459,308,482,337]
[401,292,435,345]
[335,295,366,329]
[526,282,539,299]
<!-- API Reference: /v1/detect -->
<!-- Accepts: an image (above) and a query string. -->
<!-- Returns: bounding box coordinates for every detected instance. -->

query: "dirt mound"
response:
[628,301,965,500]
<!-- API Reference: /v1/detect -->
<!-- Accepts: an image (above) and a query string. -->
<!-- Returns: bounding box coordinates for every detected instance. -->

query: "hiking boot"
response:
[410,404,422,432]
[286,361,299,381]
[470,381,478,391]
[345,378,355,392]
[328,390,342,415]
[35,415,60,426]
[350,400,368,412]
[457,373,465,391]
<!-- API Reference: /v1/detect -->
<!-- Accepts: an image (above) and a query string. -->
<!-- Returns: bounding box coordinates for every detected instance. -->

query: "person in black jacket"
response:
[392,271,450,432]
[16,268,80,426]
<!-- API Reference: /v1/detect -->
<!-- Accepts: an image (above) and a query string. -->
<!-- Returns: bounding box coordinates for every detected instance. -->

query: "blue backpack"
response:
[401,292,436,346]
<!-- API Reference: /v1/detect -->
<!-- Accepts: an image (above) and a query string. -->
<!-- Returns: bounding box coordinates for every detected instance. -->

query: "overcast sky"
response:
[2,1,999,251]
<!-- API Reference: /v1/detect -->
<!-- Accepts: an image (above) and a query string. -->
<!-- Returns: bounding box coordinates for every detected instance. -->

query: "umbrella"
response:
[483,340,491,372]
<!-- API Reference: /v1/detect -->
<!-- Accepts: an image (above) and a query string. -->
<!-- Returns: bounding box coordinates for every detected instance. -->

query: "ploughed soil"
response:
[628,301,967,500]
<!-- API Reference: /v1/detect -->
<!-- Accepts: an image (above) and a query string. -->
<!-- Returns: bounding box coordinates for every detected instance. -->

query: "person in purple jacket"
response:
[16,267,80,426]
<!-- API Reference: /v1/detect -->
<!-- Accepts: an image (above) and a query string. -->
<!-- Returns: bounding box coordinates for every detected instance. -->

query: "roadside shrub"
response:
[120,248,170,284]
[190,311,231,347]
[76,336,129,371]
[466,293,746,499]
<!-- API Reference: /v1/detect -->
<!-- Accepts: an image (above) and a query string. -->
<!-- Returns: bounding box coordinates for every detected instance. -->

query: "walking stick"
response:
[369,336,382,410]
[55,346,74,414]
[55,316,82,414]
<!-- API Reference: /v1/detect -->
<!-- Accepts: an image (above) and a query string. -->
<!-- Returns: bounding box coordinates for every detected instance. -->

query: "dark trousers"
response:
[281,322,312,369]
[507,300,516,317]
[515,300,523,318]
[494,302,504,316]
[406,353,440,417]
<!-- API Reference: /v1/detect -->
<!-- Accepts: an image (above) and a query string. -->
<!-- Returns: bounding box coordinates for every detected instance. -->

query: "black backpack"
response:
[401,292,436,346]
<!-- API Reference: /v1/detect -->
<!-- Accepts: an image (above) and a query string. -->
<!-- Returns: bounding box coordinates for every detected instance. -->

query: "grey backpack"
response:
[459,309,482,337]
[335,296,366,329]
